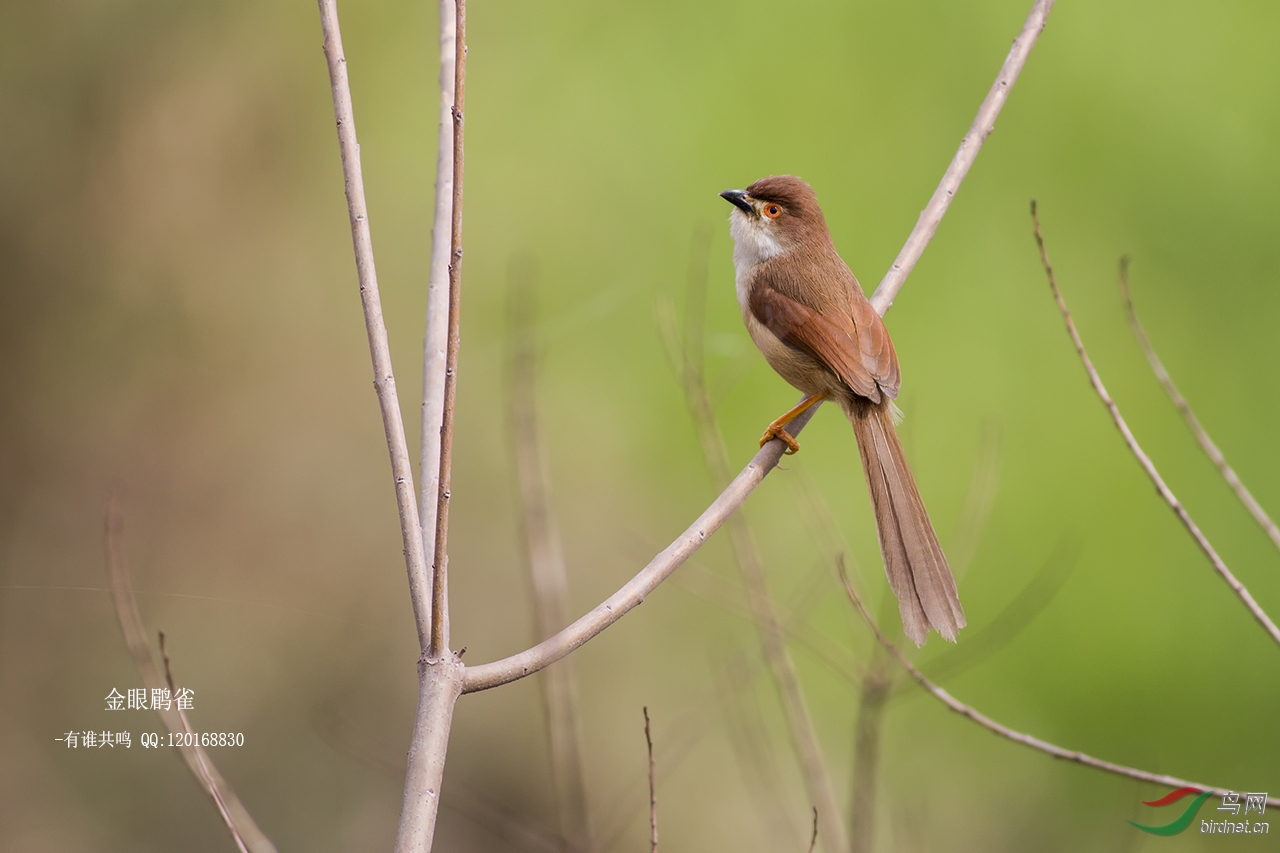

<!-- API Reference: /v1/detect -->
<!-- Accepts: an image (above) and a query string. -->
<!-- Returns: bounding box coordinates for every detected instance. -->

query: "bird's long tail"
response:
[847,397,965,645]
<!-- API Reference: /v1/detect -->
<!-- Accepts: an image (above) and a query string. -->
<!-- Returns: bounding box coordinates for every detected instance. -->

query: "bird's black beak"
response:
[720,189,753,214]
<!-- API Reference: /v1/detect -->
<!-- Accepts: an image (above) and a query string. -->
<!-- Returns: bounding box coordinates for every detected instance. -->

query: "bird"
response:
[720,175,964,645]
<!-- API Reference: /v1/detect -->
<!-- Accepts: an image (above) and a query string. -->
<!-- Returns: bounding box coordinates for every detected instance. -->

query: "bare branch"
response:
[317,0,431,650]
[644,707,658,853]
[1119,258,1280,558]
[509,257,593,853]
[396,654,466,853]
[839,562,1280,809]
[429,0,468,659]
[1031,203,1280,649]
[871,0,1055,314]
[419,0,458,624]
[807,808,820,853]
[104,495,276,853]
[461,404,821,693]
[312,705,566,853]
[159,632,250,853]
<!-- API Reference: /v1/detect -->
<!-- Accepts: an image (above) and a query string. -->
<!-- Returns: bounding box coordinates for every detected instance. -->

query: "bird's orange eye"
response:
[763,204,782,219]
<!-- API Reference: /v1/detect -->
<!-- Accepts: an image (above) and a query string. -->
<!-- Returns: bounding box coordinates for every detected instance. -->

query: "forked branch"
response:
[1032,203,1280,649]
[839,565,1280,809]
[1118,258,1280,558]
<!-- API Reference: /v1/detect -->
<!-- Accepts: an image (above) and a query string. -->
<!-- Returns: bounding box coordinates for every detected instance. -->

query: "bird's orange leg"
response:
[759,391,829,455]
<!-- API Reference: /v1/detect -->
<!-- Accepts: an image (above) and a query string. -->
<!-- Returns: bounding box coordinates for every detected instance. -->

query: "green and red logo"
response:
[1130,787,1270,836]
[1128,787,1215,835]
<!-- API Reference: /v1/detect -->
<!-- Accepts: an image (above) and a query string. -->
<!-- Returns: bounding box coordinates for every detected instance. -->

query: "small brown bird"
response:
[721,175,964,645]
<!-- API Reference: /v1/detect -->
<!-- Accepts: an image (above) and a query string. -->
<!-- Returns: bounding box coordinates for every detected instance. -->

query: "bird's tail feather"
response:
[848,397,965,645]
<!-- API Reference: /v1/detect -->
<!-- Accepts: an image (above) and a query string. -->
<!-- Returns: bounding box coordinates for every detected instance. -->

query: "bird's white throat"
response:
[728,210,784,307]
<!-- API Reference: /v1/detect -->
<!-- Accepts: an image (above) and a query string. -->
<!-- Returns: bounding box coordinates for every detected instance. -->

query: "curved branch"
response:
[1119,258,1280,558]
[871,0,1055,314]
[1032,204,1280,649]
[839,565,1280,810]
[462,405,819,693]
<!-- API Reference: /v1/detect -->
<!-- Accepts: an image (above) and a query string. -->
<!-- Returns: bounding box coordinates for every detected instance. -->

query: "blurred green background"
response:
[3,0,1279,850]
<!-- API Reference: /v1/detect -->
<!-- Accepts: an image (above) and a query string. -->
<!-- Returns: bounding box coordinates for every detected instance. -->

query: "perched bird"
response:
[720,175,964,645]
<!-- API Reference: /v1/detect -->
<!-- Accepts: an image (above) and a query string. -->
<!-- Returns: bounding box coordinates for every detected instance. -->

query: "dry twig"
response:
[1118,257,1280,557]
[870,0,1055,314]
[104,496,275,853]
[644,707,658,853]
[419,0,458,621]
[158,632,249,853]
[839,562,1280,809]
[316,0,431,651]
[1032,203,1280,648]
[429,0,468,659]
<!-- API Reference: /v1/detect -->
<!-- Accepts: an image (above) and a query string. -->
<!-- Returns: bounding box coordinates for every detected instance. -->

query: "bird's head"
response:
[719,175,830,267]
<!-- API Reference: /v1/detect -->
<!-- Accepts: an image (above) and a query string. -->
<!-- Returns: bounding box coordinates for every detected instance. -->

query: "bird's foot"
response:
[759,423,801,455]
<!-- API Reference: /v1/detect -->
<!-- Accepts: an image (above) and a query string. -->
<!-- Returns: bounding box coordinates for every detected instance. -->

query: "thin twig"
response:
[807,807,820,853]
[430,0,468,659]
[317,0,431,650]
[104,495,275,853]
[644,707,657,853]
[509,256,593,853]
[1118,257,1280,557]
[839,563,1280,809]
[1031,203,1280,649]
[159,632,250,853]
[464,0,1055,694]
[871,0,1055,314]
[419,0,458,623]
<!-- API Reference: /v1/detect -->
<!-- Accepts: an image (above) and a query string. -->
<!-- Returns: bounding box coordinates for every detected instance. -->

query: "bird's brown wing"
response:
[748,281,899,401]
[850,293,899,398]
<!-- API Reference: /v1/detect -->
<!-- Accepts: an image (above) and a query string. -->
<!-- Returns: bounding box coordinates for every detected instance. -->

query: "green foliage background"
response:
[2,1,1278,850]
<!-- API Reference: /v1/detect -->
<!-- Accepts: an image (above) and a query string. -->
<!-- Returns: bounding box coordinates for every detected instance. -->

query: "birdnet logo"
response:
[1128,787,1269,835]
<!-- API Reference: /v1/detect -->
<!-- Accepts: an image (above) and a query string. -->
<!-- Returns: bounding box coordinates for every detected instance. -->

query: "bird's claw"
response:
[759,425,801,455]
